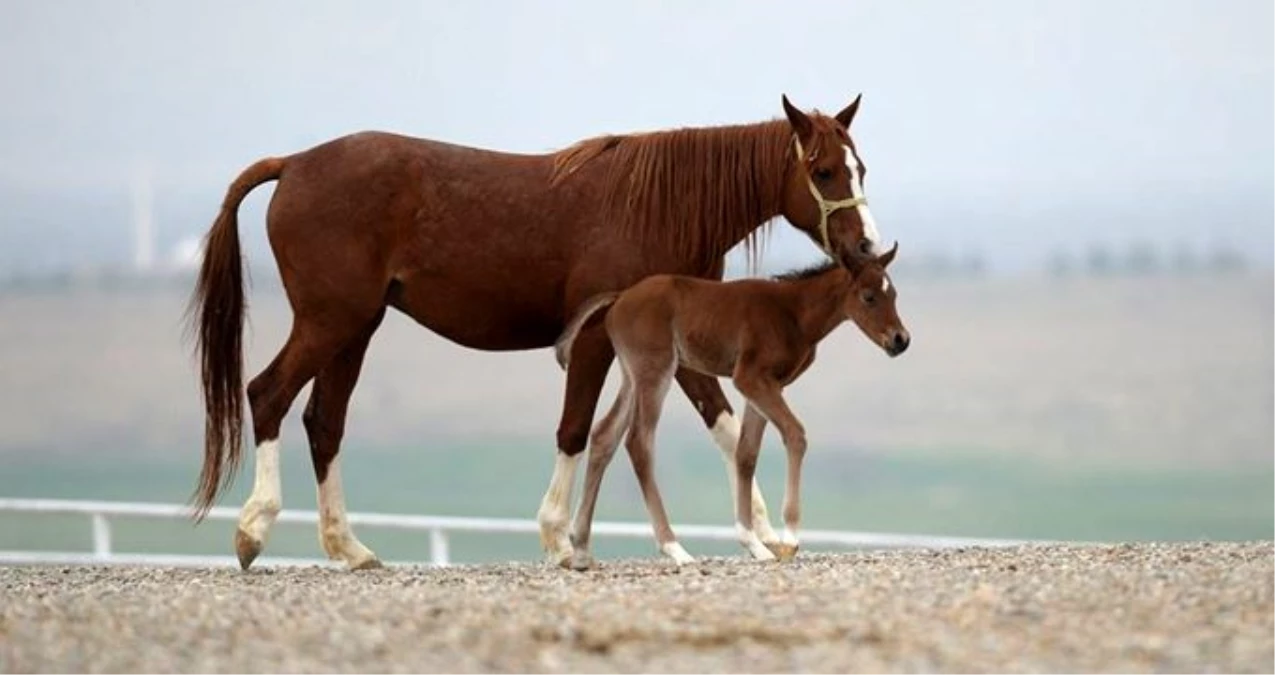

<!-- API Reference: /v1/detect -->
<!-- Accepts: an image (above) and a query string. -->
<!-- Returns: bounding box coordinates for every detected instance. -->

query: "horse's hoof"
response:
[351,557,384,571]
[544,548,574,569]
[234,528,262,571]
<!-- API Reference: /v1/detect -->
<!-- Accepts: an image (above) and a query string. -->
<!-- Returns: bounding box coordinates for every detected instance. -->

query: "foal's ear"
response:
[877,241,899,268]
[835,94,863,129]
[782,94,814,140]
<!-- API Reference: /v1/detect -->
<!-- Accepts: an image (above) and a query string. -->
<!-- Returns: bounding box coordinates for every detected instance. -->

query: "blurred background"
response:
[0,0,1270,564]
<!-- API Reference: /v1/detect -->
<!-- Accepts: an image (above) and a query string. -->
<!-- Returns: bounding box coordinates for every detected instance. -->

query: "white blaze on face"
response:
[882,275,891,292]
[844,144,883,252]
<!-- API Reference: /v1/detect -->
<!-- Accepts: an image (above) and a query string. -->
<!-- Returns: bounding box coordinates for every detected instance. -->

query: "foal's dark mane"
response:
[552,119,799,268]
[772,258,839,282]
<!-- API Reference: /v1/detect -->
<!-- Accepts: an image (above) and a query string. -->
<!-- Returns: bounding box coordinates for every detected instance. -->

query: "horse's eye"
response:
[862,293,876,306]
[814,168,833,181]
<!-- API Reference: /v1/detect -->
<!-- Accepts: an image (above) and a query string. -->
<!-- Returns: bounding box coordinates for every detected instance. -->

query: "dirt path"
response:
[2,542,1271,673]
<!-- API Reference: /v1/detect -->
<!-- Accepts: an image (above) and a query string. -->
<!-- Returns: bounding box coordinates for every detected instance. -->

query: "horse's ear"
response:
[782,94,813,140]
[877,241,899,268]
[835,94,863,129]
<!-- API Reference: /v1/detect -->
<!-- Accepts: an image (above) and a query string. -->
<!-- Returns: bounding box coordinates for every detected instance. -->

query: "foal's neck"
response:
[787,270,852,345]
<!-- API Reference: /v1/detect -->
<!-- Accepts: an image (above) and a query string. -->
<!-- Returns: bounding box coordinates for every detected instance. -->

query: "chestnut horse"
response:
[188,94,887,570]
[554,245,908,570]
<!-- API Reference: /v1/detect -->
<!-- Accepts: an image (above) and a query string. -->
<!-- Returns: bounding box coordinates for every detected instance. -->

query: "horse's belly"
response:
[387,280,561,352]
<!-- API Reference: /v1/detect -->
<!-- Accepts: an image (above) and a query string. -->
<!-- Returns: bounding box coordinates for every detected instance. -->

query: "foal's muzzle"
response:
[884,330,910,357]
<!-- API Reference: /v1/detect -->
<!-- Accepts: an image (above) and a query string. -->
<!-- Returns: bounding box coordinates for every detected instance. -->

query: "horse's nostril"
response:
[893,333,910,352]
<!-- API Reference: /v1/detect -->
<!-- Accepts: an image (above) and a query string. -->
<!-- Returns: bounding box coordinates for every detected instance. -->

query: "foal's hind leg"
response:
[235,314,376,570]
[674,370,782,551]
[567,363,635,571]
[625,352,693,565]
[301,308,386,570]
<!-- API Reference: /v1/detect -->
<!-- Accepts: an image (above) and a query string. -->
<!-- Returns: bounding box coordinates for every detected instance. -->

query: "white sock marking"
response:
[661,541,695,565]
[782,527,800,547]
[317,457,375,565]
[538,451,580,559]
[844,144,883,252]
[737,521,777,561]
[709,411,741,456]
[238,439,281,542]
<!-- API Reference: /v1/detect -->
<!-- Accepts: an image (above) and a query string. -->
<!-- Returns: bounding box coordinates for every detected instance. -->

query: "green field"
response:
[2,434,1269,565]
[1,274,1270,564]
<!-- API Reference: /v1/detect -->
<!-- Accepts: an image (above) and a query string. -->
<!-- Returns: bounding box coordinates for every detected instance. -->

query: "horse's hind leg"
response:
[235,312,378,571]
[538,326,614,566]
[625,352,693,565]
[302,308,386,570]
[674,370,781,550]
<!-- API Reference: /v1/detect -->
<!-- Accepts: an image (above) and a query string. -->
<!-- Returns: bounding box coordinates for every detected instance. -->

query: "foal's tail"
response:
[186,156,286,520]
[555,292,620,370]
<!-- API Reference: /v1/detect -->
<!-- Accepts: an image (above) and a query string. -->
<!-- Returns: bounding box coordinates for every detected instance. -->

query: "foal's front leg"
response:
[734,404,778,562]
[674,369,782,551]
[736,378,807,562]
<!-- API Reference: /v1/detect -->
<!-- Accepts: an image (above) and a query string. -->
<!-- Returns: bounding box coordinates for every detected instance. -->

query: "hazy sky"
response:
[1,0,1271,272]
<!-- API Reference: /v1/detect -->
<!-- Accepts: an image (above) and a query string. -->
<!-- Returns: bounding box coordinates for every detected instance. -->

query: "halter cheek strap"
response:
[792,135,868,257]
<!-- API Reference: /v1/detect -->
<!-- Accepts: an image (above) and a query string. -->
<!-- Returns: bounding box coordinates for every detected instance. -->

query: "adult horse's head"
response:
[779,94,885,267]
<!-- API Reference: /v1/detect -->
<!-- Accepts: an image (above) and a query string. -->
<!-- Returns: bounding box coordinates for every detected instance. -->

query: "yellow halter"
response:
[792,135,868,257]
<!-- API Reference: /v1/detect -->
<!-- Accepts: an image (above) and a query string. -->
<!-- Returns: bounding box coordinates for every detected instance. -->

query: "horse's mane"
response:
[772,259,839,282]
[551,119,797,269]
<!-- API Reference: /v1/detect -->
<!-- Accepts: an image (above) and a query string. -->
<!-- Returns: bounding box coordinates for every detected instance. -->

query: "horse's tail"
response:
[186,156,286,521]
[555,292,621,370]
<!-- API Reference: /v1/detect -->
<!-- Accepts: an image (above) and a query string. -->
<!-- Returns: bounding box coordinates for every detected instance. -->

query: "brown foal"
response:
[554,244,909,569]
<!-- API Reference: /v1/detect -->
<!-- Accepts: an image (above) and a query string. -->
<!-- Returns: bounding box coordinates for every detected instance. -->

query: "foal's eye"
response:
[862,292,876,306]
[814,168,834,181]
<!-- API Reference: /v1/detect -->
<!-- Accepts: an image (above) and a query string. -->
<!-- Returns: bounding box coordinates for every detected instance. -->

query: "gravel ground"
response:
[1,542,1271,673]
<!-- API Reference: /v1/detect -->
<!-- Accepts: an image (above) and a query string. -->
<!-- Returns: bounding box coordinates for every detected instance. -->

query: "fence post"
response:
[430,527,449,567]
[91,513,112,561]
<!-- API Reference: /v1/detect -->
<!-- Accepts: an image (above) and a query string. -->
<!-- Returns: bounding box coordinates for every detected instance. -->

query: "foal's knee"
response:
[589,426,618,455]
[786,430,807,458]
[625,432,652,473]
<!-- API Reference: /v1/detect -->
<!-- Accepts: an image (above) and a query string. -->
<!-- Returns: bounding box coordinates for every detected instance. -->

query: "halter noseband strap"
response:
[792,135,868,257]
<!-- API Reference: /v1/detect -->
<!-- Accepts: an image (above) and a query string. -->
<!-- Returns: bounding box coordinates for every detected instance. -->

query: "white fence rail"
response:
[0,497,1041,568]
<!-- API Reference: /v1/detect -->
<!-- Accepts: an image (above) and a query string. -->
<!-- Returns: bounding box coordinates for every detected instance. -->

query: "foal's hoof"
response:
[570,550,596,572]
[234,528,262,571]
[351,557,384,571]
[772,543,800,563]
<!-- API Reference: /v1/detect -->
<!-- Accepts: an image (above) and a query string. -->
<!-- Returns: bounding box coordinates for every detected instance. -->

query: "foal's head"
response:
[842,243,909,357]
[779,94,884,268]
